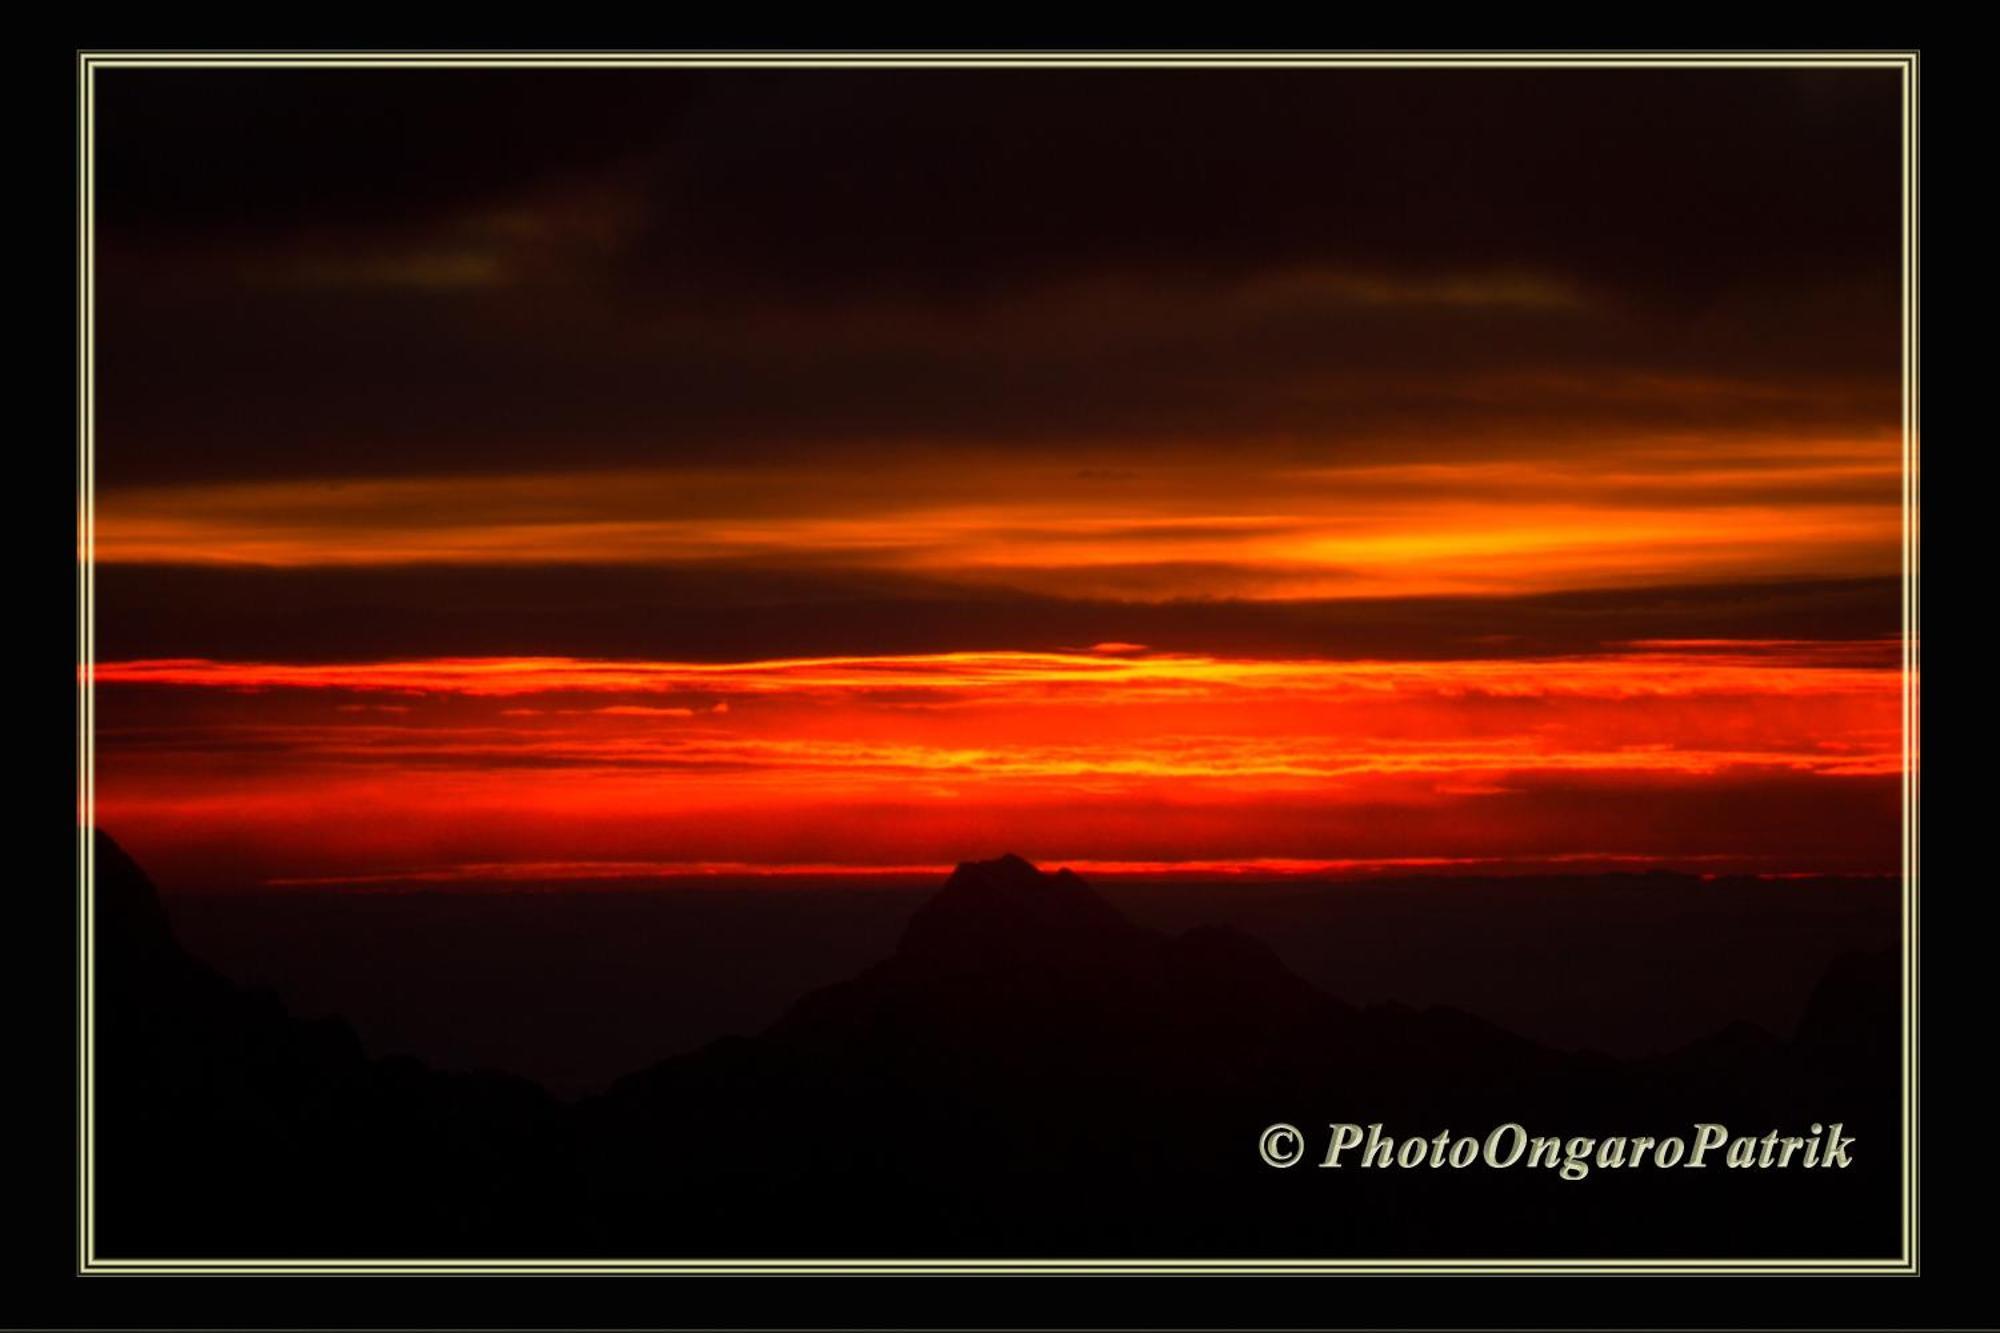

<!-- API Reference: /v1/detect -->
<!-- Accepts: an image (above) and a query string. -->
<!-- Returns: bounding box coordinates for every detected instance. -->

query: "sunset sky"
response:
[88,65,1907,890]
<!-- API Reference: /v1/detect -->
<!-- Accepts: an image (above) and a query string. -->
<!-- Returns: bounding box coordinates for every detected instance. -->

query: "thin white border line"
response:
[78,58,1918,70]
[1900,51,1923,1277]
[80,51,99,1277]
[76,1258,1926,1264]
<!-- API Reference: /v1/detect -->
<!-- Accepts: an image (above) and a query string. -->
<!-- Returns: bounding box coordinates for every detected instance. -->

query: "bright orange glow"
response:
[91,642,1903,889]
[89,641,1897,701]
[91,437,1901,599]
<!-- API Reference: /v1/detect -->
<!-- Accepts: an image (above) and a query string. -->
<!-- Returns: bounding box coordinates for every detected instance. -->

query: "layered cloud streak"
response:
[92,641,1902,887]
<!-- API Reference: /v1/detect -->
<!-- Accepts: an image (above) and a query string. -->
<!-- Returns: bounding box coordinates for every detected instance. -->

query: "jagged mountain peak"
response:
[897,853,1147,966]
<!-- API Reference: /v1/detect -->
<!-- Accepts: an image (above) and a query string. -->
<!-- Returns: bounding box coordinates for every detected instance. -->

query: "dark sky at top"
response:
[94,66,1902,486]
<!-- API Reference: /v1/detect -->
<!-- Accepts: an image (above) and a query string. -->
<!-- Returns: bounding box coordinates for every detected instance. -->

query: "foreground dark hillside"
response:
[90,833,1901,1259]
[158,864,1899,1097]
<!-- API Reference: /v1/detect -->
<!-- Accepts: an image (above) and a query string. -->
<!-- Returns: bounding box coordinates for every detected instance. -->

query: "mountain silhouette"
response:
[92,832,559,1256]
[88,835,1902,1259]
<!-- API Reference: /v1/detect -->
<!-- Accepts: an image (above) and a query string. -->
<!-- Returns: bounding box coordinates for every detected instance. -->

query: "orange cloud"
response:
[89,641,1904,889]
[88,642,1900,702]
[90,435,1901,600]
